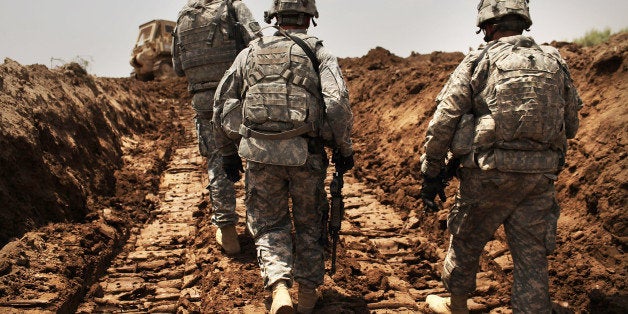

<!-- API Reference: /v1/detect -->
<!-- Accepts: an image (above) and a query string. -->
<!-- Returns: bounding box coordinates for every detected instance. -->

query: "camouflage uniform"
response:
[173,0,261,228]
[421,35,581,312]
[214,29,353,289]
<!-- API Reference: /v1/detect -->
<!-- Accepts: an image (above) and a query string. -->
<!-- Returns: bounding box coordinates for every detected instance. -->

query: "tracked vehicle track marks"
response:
[78,127,206,313]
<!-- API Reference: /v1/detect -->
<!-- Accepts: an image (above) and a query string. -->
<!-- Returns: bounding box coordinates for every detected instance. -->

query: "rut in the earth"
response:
[71,110,514,313]
[77,121,207,313]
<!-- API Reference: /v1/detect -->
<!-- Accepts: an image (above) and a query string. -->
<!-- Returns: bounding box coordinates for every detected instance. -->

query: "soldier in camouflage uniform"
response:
[213,1,354,312]
[172,0,261,255]
[420,1,582,313]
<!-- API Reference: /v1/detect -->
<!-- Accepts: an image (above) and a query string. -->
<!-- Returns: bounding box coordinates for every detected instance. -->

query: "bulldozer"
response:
[130,19,177,81]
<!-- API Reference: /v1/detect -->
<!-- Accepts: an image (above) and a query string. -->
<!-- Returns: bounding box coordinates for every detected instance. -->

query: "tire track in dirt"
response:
[78,115,207,313]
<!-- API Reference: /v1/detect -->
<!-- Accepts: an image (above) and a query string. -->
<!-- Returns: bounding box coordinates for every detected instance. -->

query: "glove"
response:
[332,152,354,173]
[222,154,244,183]
[420,172,447,213]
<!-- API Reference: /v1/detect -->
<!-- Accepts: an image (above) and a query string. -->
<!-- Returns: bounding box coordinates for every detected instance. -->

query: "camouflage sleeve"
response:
[557,57,582,140]
[420,51,480,178]
[234,1,262,44]
[171,28,185,77]
[563,74,582,139]
[316,44,354,157]
[541,45,582,139]
[213,48,249,156]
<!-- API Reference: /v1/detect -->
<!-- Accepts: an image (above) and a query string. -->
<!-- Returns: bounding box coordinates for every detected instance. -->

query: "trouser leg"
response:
[191,90,237,227]
[246,162,293,289]
[442,169,514,295]
[505,175,554,313]
[290,154,327,289]
[205,134,237,227]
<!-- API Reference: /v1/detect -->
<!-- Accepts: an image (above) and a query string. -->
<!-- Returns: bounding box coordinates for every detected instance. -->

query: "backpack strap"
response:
[471,41,497,75]
[470,41,498,116]
[275,28,328,138]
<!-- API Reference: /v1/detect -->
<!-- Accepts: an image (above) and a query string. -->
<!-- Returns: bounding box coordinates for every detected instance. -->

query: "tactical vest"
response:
[176,0,239,91]
[459,39,568,173]
[237,34,322,166]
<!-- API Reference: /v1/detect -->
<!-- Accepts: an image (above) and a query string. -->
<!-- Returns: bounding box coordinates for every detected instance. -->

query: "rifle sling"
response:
[225,0,245,51]
[283,32,321,77]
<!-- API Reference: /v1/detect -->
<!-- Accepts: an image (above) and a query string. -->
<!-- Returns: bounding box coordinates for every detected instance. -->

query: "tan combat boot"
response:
[297,285,318,314]
[426,294,469,314]
[215,225,240,255]
[270,280,294,314]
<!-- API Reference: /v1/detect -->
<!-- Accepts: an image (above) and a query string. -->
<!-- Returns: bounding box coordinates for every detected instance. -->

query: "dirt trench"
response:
[0,33,626,313]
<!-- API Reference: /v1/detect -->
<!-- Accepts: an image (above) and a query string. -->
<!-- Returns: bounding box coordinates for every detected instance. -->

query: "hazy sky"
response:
[1,0,626,77]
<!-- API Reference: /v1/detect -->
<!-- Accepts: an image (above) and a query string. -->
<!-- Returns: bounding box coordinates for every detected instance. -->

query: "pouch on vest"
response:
[451,114,475,157]
[239,136,308,166]
[473,114,496,150]
[493,148,560,173]
[221,99,242,140]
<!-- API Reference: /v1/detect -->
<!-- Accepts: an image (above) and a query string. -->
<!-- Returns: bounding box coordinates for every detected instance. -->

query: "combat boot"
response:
[215,225,240,255]
[270,280,294,314]
[426,294,469,314]
[296,285,318,314]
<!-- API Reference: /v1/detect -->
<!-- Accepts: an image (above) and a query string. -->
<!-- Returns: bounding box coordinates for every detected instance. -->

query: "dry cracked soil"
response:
[0,33,626,313]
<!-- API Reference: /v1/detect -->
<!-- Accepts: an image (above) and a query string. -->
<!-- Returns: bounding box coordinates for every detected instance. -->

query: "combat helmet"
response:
[476,0,532,29]
[264,0,319,24]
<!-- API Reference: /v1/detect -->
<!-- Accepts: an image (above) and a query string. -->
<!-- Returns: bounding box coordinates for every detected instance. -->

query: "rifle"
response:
[329,167,344,274]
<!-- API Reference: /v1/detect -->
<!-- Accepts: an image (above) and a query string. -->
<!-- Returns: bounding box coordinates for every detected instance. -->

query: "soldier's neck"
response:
[493,30,522,40]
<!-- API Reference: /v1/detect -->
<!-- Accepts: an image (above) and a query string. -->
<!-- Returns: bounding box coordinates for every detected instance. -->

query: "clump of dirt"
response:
[340,33,627,311]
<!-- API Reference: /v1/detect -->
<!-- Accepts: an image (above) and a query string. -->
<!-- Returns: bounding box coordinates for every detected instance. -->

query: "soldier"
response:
[172,0,261,255]
[420,0,582,313]
[213,0,354,312]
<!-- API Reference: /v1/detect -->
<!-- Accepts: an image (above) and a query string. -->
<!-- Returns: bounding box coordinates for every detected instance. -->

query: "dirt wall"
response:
[0,59,191,311]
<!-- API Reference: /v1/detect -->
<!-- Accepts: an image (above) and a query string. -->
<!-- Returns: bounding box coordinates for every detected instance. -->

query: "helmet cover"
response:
[477,0,532,28]
[264,0,319,24]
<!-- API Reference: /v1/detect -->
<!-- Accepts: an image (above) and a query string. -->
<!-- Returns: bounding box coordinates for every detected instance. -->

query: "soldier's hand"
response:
[332,152,354,173]
[222,154,244,183]
[420,172,446,213]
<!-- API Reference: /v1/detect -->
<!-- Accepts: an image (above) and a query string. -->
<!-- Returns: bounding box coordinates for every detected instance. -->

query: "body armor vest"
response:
[241,34,322,138]
[463,39,568,173]
[474,41,566,153]
[176,0,239,89]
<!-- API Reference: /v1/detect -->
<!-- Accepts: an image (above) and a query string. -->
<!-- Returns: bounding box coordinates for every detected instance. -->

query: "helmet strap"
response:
[482,26,497,42]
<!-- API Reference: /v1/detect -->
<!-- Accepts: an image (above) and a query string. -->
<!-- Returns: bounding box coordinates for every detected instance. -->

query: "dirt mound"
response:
[0,59,191,309]
[0,59,186,245]
[341,33,627,311]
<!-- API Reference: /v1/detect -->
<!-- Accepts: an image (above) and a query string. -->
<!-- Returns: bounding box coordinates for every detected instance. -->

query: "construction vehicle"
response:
[130,19,177,81]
